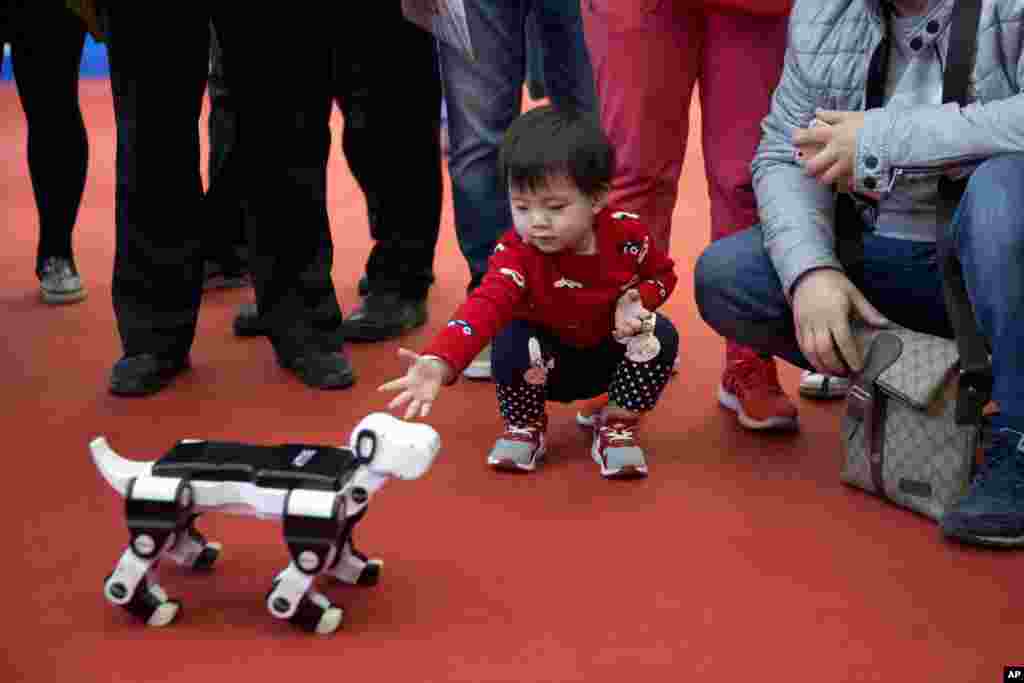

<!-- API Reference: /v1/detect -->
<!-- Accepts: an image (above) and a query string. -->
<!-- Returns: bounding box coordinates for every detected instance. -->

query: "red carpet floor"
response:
[3,80,1021,683]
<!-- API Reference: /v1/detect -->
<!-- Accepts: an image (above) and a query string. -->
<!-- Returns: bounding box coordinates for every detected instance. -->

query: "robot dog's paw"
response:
[191,542,221,571]
[288,592,344,635]
[106,574,181,627]
[356,559,383,586]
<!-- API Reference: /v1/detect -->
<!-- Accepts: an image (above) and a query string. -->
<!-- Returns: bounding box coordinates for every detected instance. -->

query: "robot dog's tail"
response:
[90,437,154,497]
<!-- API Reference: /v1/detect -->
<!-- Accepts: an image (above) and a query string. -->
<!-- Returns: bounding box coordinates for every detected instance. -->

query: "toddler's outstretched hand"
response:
[378,348,450,420]
[614,289,653,340]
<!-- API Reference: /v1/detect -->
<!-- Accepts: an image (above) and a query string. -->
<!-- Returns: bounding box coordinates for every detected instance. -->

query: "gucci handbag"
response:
[839,327,985,521]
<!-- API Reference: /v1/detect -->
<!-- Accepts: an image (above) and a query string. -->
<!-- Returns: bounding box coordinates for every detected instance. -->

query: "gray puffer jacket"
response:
[753,0,1024,297]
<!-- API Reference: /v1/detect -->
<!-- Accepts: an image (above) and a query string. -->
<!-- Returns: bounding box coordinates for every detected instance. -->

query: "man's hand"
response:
[378,348,450,420]
[791,269,890,375]
[614,289,653,340]
[792,110,866,187]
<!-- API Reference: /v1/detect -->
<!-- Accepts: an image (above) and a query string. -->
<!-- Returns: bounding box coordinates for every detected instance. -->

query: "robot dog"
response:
[91,413,439,635]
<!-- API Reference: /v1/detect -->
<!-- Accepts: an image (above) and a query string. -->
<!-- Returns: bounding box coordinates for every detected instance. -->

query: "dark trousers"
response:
[2,0,88,273]
[199,2,443,301]
[333,1,443,300]
[106,2,342,360]
[203,23,247,273]
[492,318,679,404]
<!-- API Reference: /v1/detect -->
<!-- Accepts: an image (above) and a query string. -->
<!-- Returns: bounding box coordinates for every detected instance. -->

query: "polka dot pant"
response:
[496,382,547,427]
[609,359,673,413]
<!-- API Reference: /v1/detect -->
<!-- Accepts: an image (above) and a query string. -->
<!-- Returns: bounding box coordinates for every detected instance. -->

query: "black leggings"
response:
[3,1,88,273]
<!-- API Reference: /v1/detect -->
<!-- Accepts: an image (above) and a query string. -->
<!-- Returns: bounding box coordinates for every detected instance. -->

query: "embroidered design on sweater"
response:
[448,319,474,335]
[644,278,667,300]
[500,268,526,289]
[621,237,649,264]
[554,277,584,289]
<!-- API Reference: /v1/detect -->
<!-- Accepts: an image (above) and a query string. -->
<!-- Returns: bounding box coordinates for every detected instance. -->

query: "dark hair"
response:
[499,105,614,199]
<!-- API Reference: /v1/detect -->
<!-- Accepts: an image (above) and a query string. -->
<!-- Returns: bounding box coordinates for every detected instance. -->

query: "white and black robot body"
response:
[91,413,440,635]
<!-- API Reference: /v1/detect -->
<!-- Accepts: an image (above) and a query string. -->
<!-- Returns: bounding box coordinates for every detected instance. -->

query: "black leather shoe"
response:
[232,303,345,349]
[342,293,427,342]
[109,354,190,397]
[278,350,356,390]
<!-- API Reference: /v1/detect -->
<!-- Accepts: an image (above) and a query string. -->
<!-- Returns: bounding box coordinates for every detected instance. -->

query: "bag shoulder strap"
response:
[936,0,992,426]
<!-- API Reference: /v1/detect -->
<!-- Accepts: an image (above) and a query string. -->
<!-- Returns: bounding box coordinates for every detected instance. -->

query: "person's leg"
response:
[696,10,798,426]
[106,3,208,395]
[437,0,528,292]
[592,315,679,478]
[9,1,88,303]
[488,320,553,471]
[524,10,545,100]
[333,1,443,341]
[215,6,351,389]
[695,227,810,370]
[699,11,784,244]
[203,21,249,289]
[940,154,1024,545]
[581,0,702,252]
[534,0,596,115]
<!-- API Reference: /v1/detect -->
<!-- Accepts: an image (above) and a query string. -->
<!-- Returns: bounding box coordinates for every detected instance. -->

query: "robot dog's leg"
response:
[103,476,194,627]
[165,515,222,571]
[323,495,381,586]
[325,538,382,587]
[266,490,346,635]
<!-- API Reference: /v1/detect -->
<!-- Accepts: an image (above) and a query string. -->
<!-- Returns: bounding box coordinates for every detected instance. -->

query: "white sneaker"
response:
[798,370,850,399]
[462,343,492,380]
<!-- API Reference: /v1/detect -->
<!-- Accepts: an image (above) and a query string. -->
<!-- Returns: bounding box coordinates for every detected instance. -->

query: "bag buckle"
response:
[956,365,993,426]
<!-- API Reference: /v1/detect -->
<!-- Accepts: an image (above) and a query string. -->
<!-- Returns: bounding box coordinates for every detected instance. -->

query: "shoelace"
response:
[504,424,543,443]
[601,422,635,445]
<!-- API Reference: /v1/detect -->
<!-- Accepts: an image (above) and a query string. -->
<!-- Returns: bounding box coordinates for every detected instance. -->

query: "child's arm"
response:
[634,231,678,313]
[378,239,528,417]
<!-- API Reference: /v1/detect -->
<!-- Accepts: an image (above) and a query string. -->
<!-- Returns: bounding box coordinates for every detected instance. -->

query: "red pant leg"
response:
[699,10,787,242]
[582,0,703,252]
[698,10,787,362]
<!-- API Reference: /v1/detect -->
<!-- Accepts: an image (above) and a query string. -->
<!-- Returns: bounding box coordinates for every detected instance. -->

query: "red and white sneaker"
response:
[718,356,799,431]
[591,411,648,479]
[486,418,547,472]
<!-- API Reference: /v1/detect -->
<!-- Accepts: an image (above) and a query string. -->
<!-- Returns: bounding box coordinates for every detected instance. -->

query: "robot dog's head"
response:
[350,413,440,481]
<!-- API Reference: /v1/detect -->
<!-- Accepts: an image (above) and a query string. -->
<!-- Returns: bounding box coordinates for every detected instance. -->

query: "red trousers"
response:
[582,1,788,253]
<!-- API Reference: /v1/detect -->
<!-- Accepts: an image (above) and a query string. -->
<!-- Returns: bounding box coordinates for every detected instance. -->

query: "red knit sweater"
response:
[423,208,678,376]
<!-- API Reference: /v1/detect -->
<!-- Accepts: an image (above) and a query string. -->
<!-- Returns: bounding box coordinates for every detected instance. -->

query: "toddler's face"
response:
[509,175,605,255]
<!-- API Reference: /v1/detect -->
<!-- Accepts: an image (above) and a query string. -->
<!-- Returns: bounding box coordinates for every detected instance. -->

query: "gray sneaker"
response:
[462,343,492,380]
[486,422,546,472]
[38,257,86,304]
[591,413,648,479]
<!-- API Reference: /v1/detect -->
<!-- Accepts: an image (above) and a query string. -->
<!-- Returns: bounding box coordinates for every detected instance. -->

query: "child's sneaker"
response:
[591,411,648,479]
[486,418,546,472]
[719,355,798,431]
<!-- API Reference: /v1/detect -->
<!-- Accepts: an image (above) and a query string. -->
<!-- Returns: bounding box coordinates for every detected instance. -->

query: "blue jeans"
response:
[695,154,1024,421]
[438,0,597,291]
